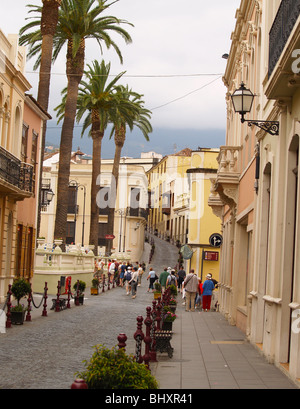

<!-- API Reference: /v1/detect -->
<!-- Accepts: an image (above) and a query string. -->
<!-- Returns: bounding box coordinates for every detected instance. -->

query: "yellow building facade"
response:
[147,148,221,280]
[188,149,221,281]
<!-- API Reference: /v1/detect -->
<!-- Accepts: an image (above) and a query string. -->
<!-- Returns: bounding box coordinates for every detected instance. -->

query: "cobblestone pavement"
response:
[2,236,296,390]
[0,237,179,389]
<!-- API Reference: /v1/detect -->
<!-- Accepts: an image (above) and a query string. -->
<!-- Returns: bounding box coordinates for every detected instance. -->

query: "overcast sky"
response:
[1,0,241,155]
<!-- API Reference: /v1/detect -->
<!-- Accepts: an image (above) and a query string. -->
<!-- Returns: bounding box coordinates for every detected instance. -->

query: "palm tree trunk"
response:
[89,112,103,254]
[106,126,125,255]
[36,0,61,238]
[54,39,85,243]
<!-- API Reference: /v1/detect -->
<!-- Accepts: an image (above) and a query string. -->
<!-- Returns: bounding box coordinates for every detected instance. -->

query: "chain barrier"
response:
[4,272,121,329]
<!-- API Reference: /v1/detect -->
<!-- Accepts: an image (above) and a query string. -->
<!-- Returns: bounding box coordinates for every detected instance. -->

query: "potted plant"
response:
[10,278,31,324]
[75,344,158,389]
[73,280,86,304]
[162,310,177,331]
[91,278,99,295]
[153,281,162,299]
[169,284,178,297]
[168,297,177,312]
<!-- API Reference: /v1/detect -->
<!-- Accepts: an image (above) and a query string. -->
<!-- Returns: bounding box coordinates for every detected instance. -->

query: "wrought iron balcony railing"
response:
[128,207,148,220]
[0,145,34,194]
[269,0,300,77]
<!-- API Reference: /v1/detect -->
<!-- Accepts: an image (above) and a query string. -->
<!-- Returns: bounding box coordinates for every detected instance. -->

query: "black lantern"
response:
[46,189,54,204]
[231,82,255,123]
[231,82,279,136]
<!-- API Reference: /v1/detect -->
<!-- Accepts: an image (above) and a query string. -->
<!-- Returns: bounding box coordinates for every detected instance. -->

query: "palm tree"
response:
[55,60,126,251]
[20,0,61,237]
[19,0,133,244]
[106,85,152,255]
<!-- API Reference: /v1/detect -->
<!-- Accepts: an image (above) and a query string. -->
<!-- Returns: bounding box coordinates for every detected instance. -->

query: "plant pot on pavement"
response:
[10,310,26,325]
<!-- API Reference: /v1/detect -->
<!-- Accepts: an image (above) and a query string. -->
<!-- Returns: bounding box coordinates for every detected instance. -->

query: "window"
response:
[21,124,28,162]
[98,222,108,246]
[31,130,38,190]
[66,222,75,244]
[98,186,110,215]
[31,130,38,165]
[68,186,78,214]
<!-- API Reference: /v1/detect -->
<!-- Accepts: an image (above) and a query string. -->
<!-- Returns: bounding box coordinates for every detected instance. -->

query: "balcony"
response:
[266,0,300,99]
[128,207,148,220]
[212,146,241,209]
[0,146,34,200]
[269,0,300,77]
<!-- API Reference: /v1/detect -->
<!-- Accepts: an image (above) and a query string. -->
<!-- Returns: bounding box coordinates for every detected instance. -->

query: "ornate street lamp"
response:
[231,82,279,136]
[40,181,54,206]
[45,189,55,204]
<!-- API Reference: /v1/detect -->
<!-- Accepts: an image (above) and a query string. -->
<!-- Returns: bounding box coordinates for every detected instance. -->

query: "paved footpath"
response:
[0,235,298,389]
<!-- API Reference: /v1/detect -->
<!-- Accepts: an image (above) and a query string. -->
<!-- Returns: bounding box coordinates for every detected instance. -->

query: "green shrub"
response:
[154,281,161,292]
[73,280,86,294]
[169,284,178,296]
[76,345,159,389]
[11,278,31,306]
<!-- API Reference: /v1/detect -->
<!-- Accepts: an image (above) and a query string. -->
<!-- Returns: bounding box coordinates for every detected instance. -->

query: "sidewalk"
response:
[150,300,298,389]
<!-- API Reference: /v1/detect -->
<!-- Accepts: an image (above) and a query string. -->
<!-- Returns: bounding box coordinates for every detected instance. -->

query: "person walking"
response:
[119,262,126,287]
[183,269,199,312]
[137,263,144,287]
[124,266,132,295]
[195,278,203,309]
[159,267,169,293]
[109,260,116,283]
[177,266,186,293]
[129,267,139,299]
[166,269,177,288]
[202,274,215,311]
[147,268,157,292]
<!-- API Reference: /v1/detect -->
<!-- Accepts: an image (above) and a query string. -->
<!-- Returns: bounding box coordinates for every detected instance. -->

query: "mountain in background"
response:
[45,120,225,159]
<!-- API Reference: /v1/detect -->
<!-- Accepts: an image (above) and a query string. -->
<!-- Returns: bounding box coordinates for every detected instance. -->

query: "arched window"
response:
[13,105,22,156]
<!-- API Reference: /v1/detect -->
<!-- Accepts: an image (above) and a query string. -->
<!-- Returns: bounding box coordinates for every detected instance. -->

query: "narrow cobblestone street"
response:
[1,235,297,389]
[0,235,179,389]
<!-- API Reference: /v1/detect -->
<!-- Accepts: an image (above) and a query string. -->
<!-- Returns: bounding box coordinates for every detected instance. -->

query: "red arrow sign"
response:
[105,234,115,240]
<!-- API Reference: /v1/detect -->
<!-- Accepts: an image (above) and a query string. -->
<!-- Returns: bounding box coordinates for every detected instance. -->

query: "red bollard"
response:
[67,281,71,309]
[26,284,32,322]
[156,298,162,330]
[42,282,48,317]
[6,284,12,328]
[143,306,152,370]
[149,301,157,362]
[118,333,127,350]
[55,281,61,312]
[134,316,144,364]
[71,379,88,389]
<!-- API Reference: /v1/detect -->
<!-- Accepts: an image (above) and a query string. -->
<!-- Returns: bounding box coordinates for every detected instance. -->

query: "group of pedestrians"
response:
[95,258,217,309]
[119,261,145,299]
[183,270,218,312]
